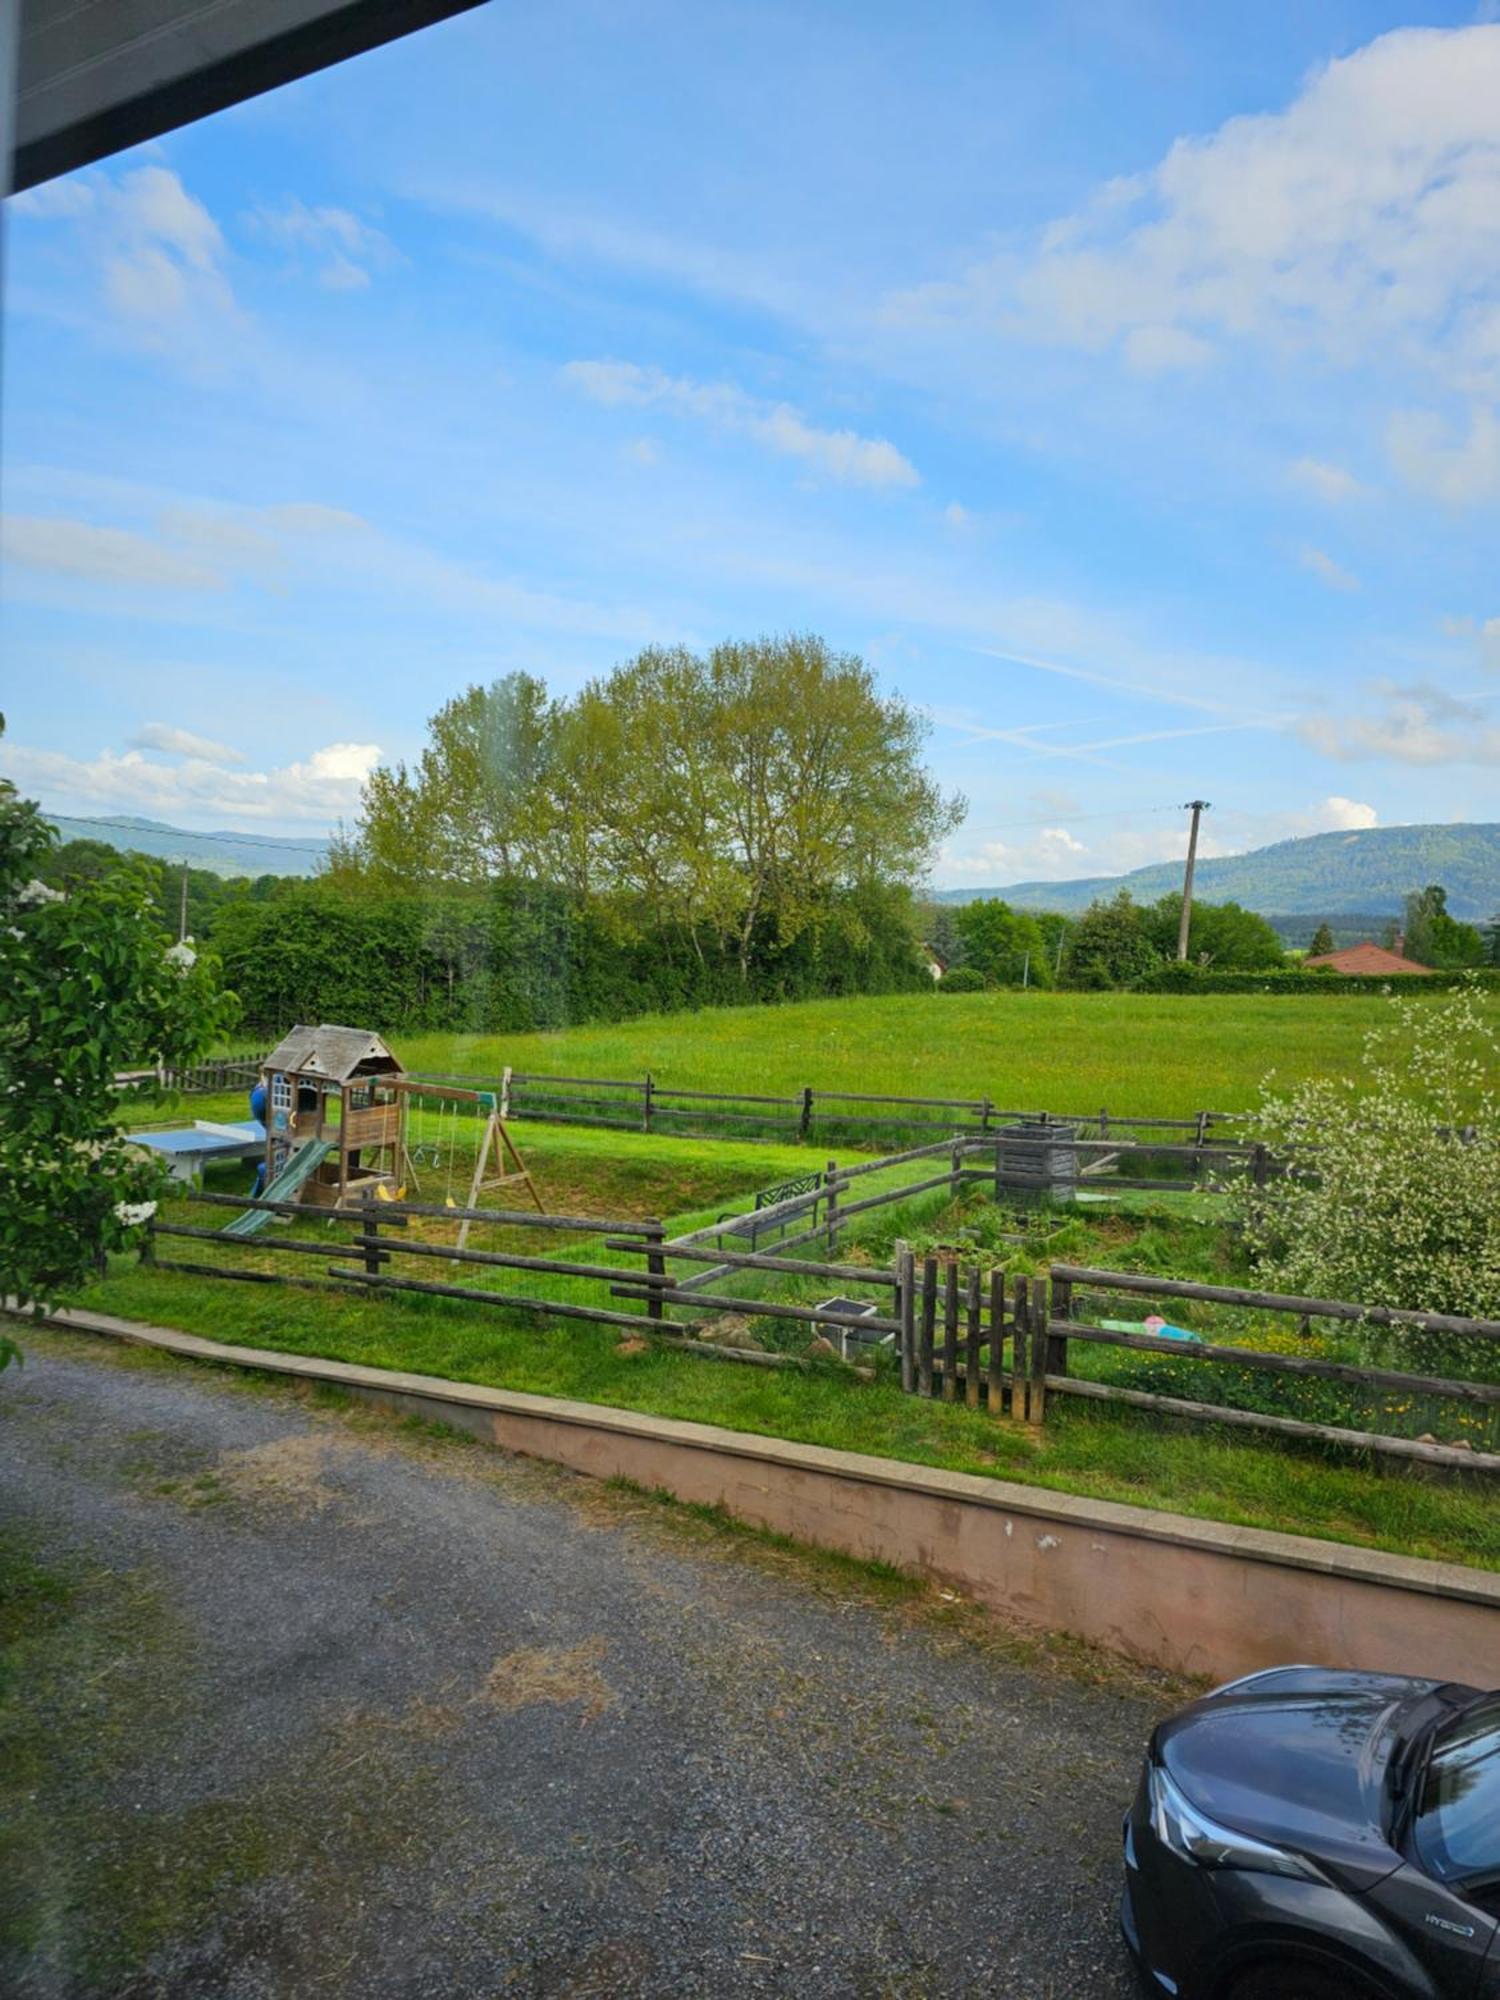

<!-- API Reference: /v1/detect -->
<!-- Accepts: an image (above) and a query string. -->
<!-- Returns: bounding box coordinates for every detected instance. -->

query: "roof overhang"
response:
[14,0,486,193]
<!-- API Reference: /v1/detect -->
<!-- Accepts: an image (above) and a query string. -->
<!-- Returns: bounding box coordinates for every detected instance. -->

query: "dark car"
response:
[1122,1666,1500,1999]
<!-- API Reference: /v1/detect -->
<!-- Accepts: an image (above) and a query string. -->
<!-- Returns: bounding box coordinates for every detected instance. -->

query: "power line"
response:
[38,811,331,855]
[958,802,1184,837]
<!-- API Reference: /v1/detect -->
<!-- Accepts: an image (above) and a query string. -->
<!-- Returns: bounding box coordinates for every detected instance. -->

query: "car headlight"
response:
[1148,1762,1324,1882]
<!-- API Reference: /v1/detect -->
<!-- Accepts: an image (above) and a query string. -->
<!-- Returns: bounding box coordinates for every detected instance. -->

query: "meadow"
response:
[392,987,1481,1122]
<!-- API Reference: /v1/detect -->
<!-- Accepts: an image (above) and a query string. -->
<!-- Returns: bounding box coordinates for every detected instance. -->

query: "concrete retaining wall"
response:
[28,1306,1500,1687]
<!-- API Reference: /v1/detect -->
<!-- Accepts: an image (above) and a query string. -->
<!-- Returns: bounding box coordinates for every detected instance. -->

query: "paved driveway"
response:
[1,1328,1170,1998]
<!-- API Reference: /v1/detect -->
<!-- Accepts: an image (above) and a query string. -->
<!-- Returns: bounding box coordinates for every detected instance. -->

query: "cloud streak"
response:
[563,359,919,489]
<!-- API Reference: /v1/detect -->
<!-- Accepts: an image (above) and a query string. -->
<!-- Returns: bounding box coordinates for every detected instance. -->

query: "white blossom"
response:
[112,1200,158,1227]
[16,879,63,907]
[164,939,197,972]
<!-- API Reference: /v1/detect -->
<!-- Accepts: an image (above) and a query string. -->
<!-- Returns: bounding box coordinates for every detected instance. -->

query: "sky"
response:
[4,0,1500,887]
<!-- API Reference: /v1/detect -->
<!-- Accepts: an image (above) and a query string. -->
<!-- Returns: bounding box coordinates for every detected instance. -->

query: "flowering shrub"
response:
[1225,981,1500,1325]
[1,755,238,1319]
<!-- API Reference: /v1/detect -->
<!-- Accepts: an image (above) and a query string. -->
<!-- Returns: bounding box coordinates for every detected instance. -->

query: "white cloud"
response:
[247,198,399,290]
[1298,544,1359,592]
[1299,682,1500,763]
[0,738,381,828]
[1290,457,1369,503]
[1386,405,1500,505]
[1,514,223,589]
[562,359,919,489]
[943,501,970,529]
[901,27,1500,379]
[1123,325,1213,376]
[131,723,243,765]
[1314,795,1379,831]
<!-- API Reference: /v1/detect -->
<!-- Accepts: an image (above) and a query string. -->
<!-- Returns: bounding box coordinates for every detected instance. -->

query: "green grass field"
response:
[393,987,1491,1122]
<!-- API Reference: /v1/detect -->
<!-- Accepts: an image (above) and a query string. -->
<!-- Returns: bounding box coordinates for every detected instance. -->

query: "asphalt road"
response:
[1,1328,1171,1999]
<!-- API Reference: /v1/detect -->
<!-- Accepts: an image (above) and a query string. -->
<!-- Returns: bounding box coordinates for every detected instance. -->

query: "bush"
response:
[1134,965,1500,995]
[1224,981,1500,1324]
[936,966,987,994]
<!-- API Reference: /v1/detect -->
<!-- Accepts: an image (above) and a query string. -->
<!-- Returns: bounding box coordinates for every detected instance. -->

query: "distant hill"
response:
[936,823,1500,921]
[40,813,328,880]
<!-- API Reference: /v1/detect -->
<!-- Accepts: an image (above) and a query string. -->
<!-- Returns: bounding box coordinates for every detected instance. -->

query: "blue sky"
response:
[4,0,1500,886]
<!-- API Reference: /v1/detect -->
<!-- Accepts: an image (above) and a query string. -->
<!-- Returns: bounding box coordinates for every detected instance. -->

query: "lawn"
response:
[389,987,1491,1124]
[65,1122,1500,1577]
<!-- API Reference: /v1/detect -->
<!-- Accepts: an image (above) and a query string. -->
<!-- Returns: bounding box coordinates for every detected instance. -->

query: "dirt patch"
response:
[479,1637,614,1722]
[214,1433,351,1515]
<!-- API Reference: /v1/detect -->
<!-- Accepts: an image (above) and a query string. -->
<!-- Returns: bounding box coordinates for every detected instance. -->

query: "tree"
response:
[1403,884,1486,970]
[1,746,238,1319]
[953,898,1052,986]
[1141,894,1283,970]
[339,638,964,983]
[1309,921,1335,956]
[1060,892,1161,989]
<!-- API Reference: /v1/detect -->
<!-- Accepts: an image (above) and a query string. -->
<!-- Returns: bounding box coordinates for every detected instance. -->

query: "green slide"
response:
[221,1139,332,1237]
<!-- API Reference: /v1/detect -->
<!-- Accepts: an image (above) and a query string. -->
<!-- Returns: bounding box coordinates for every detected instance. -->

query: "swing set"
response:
[397,1080,544,1246]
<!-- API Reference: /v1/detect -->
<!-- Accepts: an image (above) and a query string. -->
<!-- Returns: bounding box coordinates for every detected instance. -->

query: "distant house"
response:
[1304,940,1432,976]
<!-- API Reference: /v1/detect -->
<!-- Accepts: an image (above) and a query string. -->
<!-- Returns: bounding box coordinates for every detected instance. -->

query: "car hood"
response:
[1157,1668,1448,1888]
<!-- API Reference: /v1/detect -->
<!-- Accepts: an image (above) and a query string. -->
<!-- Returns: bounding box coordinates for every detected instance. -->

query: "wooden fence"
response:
[1037,1264,1500,1473]
[411,1065,1253,1152]
[117,1051,270,1094]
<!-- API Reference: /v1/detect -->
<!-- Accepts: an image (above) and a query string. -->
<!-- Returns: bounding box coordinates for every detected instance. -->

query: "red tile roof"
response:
[1304,942,1432,976]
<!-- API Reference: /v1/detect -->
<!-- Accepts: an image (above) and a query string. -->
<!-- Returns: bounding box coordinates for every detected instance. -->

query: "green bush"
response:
[936,966,987,994]
[1224,981,1500,1325]
[1134,964,1500,995]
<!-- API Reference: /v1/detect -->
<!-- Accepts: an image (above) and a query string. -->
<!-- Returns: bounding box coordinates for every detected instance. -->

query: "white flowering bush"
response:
[1226,982,1500,1335]
[0,747,238,1321]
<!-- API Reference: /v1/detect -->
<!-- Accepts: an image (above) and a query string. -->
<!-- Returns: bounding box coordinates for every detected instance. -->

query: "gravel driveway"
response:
[1,1326,1173,1999]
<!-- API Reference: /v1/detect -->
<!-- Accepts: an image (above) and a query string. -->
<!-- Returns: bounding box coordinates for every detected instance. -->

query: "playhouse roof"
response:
[263,1024,404,1082]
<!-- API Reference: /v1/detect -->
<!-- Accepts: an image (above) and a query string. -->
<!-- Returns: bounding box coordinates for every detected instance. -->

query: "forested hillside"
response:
[939,823,1500,920]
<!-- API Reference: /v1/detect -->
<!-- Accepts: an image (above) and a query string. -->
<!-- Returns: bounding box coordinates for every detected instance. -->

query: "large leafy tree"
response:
[1141,893,1284,970]
[952,898,1053,986]
[341,637,963,981]
[1060,892,1161,989]
[0,751,238,1321]
[1403,883,1487,970]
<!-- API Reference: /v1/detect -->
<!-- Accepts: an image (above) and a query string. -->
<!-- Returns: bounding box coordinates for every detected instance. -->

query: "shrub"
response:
[1224,981,1500,1324]
[936,966,987,993]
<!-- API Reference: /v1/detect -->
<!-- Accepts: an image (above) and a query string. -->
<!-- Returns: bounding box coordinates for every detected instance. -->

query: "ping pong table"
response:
[128,1120,266,1184]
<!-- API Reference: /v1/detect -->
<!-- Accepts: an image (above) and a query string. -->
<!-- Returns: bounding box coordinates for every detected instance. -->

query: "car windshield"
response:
[1413,1695,1500,1883]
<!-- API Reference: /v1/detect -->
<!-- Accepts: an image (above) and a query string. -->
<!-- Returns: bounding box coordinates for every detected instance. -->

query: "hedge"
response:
[1131,964,1500,995]
[207,879,932,1033]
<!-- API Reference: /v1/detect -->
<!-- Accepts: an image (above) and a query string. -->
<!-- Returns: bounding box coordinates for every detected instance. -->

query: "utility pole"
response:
[1176,800,1210,961]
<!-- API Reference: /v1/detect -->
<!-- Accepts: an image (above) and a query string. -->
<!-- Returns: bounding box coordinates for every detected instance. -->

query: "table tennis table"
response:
[128,1120,266,1184]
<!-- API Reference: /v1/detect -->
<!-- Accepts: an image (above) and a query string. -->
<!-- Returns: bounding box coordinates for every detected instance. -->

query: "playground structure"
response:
[223,1024,543,1238]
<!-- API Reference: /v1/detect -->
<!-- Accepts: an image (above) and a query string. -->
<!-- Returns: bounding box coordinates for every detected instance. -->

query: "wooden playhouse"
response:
[259,1023,408,1211]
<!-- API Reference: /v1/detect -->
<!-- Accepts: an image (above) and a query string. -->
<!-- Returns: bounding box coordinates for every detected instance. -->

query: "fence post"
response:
[980,1097,993,1133]
[965,1267,982,1410]
[895,1241,915,1394]
[1252,1142,1270,1190]
[499,1065,513,1120]
[918,1257,937,1398]
[942,1262,959,1402]
[1010,1276,1028,1420]
[642,1072,654,1134]
[362,1199,383,1277]
[950,1137,963,1201]
[799,1086,814,1141]
[1046,1271,1072,1380]
[987,1269,1004,1416]
[825,1160,839,1250]
[643,1219,666,1323]
[1026,1277,1048,1426]
[993,1133,1003,1205]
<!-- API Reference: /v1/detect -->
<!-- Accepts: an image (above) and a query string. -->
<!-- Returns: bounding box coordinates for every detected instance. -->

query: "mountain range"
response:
[935,823,1500,921]
[42,813,329,880]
